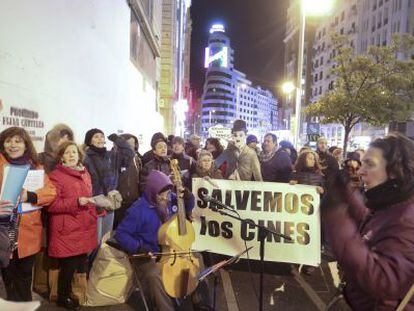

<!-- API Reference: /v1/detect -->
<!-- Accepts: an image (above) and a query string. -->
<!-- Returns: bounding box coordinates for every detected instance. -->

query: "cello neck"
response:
[169,159,187,235]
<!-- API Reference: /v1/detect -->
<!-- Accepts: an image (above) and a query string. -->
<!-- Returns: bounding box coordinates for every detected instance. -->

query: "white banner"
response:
[192,178,321,266]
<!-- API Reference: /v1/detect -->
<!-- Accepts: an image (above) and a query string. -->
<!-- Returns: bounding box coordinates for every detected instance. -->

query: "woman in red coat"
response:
[48,141,97,310]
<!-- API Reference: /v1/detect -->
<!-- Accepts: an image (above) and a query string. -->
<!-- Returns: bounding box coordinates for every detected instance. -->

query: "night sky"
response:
[190,0,290,99]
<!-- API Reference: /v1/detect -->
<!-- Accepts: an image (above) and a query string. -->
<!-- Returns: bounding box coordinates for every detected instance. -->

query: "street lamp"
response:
[209,109,216,126]
[294,0,335,148]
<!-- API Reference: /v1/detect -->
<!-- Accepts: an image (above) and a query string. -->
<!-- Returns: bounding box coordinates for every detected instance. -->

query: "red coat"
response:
[47,164,97,258]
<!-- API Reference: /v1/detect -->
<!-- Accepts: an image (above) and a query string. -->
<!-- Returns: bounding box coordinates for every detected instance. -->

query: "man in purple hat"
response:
[115,170,210,310]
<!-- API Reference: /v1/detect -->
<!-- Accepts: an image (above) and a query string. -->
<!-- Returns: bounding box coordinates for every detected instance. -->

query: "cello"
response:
[157,159,201,298]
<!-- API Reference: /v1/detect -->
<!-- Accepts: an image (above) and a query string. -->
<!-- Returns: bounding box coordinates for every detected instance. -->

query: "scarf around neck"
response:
[89,145,107,156]
[365,179,414,211]
[4,153,35,169]
[260,147,277,163]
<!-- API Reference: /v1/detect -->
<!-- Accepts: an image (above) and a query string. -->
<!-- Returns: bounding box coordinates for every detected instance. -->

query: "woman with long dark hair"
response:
[324,133,414,309]
[0,127,56,302]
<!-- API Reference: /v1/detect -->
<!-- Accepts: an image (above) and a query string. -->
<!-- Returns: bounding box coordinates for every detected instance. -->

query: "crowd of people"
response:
[0,118,413,310]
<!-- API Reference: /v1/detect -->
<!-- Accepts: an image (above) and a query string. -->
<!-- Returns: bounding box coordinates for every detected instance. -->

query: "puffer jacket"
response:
[324,187,414,310]
[0,154,56,259]
[47,164,97,258]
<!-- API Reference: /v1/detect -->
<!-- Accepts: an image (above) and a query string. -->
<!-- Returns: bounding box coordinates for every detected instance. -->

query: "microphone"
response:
[202,195,236,212]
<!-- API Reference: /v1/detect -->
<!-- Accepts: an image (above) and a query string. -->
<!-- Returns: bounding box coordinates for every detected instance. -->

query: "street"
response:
[1,257,340,310]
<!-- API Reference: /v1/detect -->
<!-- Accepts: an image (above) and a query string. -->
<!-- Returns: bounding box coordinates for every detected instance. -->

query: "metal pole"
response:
[295,5,306,148]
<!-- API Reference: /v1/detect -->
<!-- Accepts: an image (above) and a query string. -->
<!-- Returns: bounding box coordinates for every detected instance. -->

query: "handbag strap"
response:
[396,283,414,311]
[90,156,108,196]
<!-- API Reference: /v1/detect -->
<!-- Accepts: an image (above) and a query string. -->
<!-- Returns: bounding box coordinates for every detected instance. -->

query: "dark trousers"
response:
[57,254,87,299]
[132,259,175,311]
[1,251,35,301]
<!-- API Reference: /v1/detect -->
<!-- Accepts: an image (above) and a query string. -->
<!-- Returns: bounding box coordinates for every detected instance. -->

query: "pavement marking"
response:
[270,283,285,306]
[327,262,341,288]
[291,268,326,311]
[220,269,239,311]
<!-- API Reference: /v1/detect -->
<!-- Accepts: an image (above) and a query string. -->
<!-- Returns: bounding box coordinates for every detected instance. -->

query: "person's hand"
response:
[79,197,93,206]
[177,185,185,198]
[0,200,13,216]
[147,252,157,260]
[289,180,298,185]
[186,212,194,222]
[202,176,211,181]
[316,186,324,195]
[20,189,28,203]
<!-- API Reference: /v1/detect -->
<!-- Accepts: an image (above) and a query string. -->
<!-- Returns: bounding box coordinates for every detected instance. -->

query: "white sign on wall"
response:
[192,178,321,266]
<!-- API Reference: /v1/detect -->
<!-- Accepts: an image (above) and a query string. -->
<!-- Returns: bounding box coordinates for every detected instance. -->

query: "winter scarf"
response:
[259,147,277,163]
[365,179,414,211]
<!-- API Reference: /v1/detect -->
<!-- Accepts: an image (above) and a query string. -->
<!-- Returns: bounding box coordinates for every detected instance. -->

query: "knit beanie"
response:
[246,134,258,145]
[84,128,104,147]
[151,132,167,150]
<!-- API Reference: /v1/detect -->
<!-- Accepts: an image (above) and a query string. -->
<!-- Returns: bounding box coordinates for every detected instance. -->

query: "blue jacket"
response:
[115,169,195,254]
[114,193,195,254]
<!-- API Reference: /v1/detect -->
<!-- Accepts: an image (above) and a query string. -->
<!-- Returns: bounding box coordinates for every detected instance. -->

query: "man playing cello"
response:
[114,170,210,310]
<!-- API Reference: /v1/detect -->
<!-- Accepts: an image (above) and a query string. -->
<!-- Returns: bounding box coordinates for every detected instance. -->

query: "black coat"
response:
[317,151,339,182]
[290,170,325,188]
[260,150,293,183]
[139,155,171,193]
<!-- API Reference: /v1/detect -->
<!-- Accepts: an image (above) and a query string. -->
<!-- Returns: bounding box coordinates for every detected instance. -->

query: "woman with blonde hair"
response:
[192,150,223,179]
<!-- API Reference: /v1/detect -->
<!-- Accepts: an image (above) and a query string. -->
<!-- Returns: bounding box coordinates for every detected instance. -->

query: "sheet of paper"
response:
[19,170,44,214]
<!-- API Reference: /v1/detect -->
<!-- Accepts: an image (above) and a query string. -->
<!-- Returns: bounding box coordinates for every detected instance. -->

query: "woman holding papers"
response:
[48,141,97,310]
[0,127,56,302]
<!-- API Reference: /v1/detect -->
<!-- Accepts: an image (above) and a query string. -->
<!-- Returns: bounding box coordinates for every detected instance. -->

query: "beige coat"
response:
[235,146,262,181]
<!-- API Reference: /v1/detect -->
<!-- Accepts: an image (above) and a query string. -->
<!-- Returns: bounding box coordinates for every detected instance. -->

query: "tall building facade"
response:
[159,0,192,136]
[0,0,164,151]
[283,0,318,144]
[201,24,278,139]
[309,0,414,146]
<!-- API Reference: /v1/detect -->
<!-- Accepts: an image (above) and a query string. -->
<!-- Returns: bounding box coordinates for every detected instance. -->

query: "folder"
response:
[0,165,30,208]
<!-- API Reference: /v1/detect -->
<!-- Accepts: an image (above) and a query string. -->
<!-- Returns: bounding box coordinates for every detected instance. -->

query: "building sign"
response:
[306,123,320,135]
[204,46,229,69]
[0,99,46,143]
[208,125,231,140]
[192,178,321,266]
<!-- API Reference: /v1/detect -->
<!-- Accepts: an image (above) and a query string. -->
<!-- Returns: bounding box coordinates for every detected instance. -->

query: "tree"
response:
[305,33,414,155]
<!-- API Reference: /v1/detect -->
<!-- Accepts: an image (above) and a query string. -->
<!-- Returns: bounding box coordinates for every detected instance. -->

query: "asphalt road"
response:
[0,256,339,310]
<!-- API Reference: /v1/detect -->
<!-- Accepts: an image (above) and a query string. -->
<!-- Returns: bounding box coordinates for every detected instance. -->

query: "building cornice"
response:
[128,0,161,58]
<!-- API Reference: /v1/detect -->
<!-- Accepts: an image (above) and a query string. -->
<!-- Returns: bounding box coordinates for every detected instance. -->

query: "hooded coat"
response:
[115,170,195,254]
[38,124,74,174]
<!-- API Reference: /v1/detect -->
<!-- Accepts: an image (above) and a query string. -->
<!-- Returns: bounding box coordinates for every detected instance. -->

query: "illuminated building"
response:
[159,0,192,136]
[201,24,278,138]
